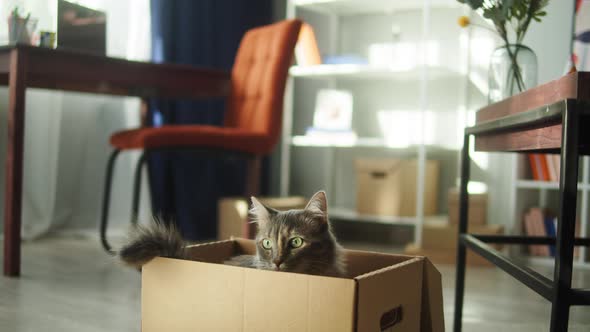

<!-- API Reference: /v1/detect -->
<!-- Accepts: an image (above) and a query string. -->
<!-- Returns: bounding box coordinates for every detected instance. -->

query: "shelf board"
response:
[289,64,460,80]
[516,180,589,190]
[292,0,459,15]
[289,135,460,150]
[329,207,418,225]
[289,64,487,95]
[291,135,381,147]
[329,207,446,226]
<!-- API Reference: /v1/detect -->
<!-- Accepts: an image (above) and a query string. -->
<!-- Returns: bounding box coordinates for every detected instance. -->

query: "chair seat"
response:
[110,125,272,155]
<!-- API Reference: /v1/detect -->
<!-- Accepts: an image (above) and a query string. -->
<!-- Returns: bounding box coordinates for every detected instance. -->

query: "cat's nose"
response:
[273,259,283,270]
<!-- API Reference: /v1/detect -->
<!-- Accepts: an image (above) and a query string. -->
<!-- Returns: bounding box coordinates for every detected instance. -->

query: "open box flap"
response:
[184,239,236,263]
[420,258,445,332]
[347,249,416,278]
[354,257,424,331]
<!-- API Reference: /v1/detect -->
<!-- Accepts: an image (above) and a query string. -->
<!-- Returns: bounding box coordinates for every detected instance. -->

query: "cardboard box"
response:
[422,219,504,251]
[218,196,307,240]
[406,220,503,267]
[405,243,495,267]
[448,188,488,225]
[142,238,444,331]
[355,159,440,217]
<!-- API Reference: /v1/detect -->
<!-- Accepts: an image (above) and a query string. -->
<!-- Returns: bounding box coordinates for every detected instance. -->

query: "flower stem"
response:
[501,40,526,93]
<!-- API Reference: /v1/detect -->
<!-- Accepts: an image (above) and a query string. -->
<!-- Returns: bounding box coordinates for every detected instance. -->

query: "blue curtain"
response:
[149,0,273,240]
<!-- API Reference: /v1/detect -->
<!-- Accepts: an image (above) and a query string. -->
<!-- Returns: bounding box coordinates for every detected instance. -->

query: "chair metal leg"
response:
[100,149,121,255]
[244,156,262,197]
[550,103,580,331]
[131,152,147,226]
[453,133,471,332]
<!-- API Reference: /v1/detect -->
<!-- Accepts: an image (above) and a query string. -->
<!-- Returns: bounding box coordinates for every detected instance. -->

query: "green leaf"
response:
[483,6,507,23]
[456,0,484,10]
[503,0,515,17]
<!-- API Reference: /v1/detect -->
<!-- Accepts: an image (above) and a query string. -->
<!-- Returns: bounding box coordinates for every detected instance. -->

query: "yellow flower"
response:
[458,16,470,28]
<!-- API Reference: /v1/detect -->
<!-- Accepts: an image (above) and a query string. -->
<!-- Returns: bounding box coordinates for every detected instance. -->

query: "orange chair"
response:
[100,19,302,253]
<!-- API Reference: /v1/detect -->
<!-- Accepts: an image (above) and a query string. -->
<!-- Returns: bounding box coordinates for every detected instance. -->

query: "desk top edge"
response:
[0,44,229,76]
[477,71,590,123]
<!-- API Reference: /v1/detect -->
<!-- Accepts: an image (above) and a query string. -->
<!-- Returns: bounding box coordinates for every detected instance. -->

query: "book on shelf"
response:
[551,154,560,181]
[527,154,560,182]
[523,207,550,256]
[522,207,580,258]
[528,154,544,181]
[543,214,557,256]
[545,154,558,182]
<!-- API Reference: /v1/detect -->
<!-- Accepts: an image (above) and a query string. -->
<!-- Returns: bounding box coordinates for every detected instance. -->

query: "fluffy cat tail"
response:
[118,220,186,269]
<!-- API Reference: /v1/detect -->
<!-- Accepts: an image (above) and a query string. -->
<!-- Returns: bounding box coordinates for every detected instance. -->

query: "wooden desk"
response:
[453,72,590,332]
[0,45,231,277]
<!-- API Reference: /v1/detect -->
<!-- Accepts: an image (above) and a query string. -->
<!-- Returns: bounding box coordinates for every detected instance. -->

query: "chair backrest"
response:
[224,19,302,155]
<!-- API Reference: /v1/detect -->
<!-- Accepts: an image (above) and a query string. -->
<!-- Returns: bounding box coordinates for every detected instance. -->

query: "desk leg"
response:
[453,133,470,332]
[3,50,27,277]
[550,102,580,331]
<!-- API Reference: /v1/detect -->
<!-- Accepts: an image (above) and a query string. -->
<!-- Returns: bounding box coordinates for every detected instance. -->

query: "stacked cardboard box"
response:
[405,189,501,266]
[448,188,488,225]
[405,219,504,266]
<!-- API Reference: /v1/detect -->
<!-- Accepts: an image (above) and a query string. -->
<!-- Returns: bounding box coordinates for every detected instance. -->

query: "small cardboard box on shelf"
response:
[448,188,488,225]
[355,158,439,217]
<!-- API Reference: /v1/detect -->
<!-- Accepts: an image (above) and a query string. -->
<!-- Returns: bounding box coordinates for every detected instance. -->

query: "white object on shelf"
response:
[313,89,353,130]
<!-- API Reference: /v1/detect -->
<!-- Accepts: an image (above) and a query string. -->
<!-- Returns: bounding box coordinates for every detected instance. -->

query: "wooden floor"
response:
[1,235,590,331]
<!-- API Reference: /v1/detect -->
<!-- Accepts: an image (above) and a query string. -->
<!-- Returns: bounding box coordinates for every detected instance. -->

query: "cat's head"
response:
[249,191,337,273]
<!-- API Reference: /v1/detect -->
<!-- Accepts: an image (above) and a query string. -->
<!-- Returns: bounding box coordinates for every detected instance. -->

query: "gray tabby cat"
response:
[119,191,346,278]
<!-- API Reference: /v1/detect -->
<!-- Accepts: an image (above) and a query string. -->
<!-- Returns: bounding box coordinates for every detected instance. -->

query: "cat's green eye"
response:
[290,237,303,248]
[261,238,272,249]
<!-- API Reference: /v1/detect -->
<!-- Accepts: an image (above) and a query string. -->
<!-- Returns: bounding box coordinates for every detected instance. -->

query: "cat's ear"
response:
[249,196,275,227]
[305,191,328,218]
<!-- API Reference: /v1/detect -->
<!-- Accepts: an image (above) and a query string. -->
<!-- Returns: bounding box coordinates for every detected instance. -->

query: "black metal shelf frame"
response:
[453,99,590,332]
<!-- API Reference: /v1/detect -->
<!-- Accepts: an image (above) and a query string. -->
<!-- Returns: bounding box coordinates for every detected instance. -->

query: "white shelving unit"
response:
[281,0,477,247]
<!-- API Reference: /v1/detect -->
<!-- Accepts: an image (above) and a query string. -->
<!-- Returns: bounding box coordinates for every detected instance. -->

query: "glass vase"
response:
[488,44,538,103]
